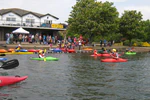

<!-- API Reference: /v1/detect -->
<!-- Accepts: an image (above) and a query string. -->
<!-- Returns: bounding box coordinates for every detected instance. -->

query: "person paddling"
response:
[110,49,119,59]
[38,50,45,58]
[15,44,22,51]
[94,49,98,55]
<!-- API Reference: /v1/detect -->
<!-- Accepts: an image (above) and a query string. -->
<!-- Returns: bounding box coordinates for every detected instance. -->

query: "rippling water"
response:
[0,52,150,100]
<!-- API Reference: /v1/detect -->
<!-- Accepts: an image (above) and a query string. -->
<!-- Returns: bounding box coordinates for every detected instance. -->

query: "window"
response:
[6,17,16,21]
[44,20,52,24]
[26,19,35,23]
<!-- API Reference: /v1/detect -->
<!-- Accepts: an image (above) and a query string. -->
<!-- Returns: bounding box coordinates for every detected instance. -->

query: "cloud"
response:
[98,0,128,3]
[118,6,150,20]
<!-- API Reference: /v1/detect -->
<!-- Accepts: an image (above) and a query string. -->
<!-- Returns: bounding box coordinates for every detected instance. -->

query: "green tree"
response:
[140,20,150,42]
[67,0,119,43]
[119,10,143,45]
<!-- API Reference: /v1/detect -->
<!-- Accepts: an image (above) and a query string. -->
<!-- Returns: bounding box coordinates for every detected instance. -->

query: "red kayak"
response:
[91,53,111,57]
[101,58,127,62]
[0,76,28,87]
[67,49,76,53]
[28,49,40,52]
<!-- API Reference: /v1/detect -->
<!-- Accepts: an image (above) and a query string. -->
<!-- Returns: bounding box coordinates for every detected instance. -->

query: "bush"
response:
[123,40,130,46]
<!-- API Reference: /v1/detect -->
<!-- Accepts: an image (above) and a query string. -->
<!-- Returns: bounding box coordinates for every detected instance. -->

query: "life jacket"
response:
[94,50,97,55]
[111,52,118,58]
[38,53,45,58]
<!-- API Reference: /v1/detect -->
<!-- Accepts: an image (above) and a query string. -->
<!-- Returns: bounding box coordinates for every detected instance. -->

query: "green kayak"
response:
[30,57,59,61]
[125,52,136,55]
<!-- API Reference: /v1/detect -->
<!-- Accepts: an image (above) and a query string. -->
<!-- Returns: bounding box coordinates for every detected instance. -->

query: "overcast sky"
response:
[0,0,150,24]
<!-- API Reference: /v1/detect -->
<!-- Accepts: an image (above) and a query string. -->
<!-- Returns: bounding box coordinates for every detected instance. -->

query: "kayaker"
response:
[38,50,45,58]
[102,48,108,53]
[110,49,119,59]
[94,49,98,55]
[15,44,22,51]
[126,47,135,52]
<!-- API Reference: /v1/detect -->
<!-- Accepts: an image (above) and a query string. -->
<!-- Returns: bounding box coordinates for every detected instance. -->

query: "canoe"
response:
[30,56,59,61]
[0,76,28,87]
[91,53,111,57]
[125,52,136,55]
[0,58,7,61]
[101,58,128,62]
[0,52,34,55]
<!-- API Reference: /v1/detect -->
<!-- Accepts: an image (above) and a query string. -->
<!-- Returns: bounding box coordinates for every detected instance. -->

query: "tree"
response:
[67,0,119,43]
[119,10,143,45]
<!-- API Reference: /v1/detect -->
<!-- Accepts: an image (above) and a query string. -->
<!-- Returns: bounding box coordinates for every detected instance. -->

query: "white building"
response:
[0,8,62,28]
[0,8,67,41]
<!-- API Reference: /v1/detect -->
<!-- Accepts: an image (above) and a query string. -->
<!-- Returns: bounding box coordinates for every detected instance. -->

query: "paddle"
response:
[0,54,6,56]
[44,49,46,62]
[0,59,19,70]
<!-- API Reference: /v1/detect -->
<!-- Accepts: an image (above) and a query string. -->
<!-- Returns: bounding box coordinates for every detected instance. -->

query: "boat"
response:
[8,48,15,52]
[101,58,128,62]
[0,76,28,87]
[67,49,76,53]
[0,58,7,61]
[30,56,59,61]
[28,49,40,53]
[91,53,111,57]
[0,49,7,53]
[125,52,136,55]
[82,48,93,51]
[0,52,34,55]
[15,49,28,52]
[52,48,62,53]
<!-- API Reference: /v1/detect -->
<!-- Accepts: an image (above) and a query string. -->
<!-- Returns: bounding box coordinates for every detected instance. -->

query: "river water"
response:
[0,52,150,100]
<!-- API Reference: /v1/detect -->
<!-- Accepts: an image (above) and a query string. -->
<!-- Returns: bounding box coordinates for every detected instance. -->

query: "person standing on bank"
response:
[78,39,82,50]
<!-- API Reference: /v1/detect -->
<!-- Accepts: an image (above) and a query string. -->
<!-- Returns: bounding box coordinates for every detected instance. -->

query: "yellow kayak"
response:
[0,52,34,55]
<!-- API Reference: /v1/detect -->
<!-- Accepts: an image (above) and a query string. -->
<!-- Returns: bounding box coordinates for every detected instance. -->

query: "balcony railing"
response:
[0,20,67,29]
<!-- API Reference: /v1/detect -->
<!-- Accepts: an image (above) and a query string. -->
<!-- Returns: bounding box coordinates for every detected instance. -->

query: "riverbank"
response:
[0,41,150,53]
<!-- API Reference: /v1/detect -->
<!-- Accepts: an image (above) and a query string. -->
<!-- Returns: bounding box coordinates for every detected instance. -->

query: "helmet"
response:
[39,50,43,54]
[18,44,21,47]
[112,49,116,52]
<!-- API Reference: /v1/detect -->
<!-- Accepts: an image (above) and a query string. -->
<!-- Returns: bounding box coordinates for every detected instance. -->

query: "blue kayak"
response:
[16,49,28,52]
[52,48,62,53]
[0,58,7,61]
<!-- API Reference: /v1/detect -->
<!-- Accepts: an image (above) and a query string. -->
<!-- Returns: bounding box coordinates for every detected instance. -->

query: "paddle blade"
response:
[1,59,19,70]
[44,49,46,53]
[44,57,46,61]
[0,54,6,56]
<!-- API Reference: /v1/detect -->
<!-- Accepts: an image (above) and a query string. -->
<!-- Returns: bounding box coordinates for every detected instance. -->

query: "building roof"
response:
[0,8,59,19]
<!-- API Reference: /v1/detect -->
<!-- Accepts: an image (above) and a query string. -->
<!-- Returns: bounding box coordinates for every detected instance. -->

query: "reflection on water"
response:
[0,52,150,99]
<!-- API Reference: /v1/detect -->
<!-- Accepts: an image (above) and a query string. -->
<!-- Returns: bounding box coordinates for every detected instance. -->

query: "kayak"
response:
[0,76,28,87]
[0,49,7,53]
[0,58,7,61]
[52,48,62,53]
[125,52,136,55]
[67,49,76,53]
[16,49,28,52]
[82,48,93,51]
[91,53,111,57]
[0,52,34,55]
[30,56,59,61]
[28,49,40,52]
[101,58,128,62]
